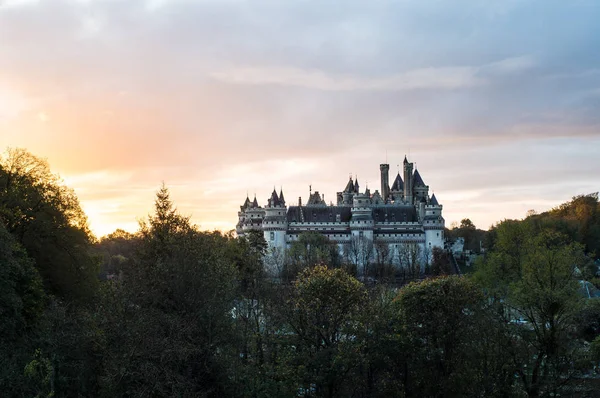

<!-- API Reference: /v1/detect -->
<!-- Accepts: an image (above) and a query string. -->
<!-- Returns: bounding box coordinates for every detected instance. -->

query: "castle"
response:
[236,156,445,273]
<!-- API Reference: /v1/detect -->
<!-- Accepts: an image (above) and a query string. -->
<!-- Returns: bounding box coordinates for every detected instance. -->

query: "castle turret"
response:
[350,192,374,275]
[390,172,404,201]
[413,169,429,203]
[341,177,355,205]
[419,196,426,221]
[380,163,390,203]
[424,193,445,253]
[403,156,414,205]
[263,188,287,250]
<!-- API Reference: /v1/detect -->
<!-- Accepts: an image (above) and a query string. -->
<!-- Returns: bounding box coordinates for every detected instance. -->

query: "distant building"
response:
[236,156,445,273]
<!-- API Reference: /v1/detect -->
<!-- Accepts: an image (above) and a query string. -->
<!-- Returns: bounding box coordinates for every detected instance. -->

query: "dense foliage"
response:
[2,148,600,397]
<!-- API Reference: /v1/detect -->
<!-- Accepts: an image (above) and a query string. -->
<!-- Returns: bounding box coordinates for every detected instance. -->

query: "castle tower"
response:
[403,156,414,205]
[263,189,287,250]
[413,169,429,202]
[380,163,390,203]
[350,192,374,276]
[424,193,445,255]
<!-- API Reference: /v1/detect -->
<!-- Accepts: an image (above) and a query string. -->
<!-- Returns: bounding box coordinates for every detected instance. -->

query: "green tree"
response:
[475,219,591,396]
[100,184,238,397]
[284,265,366,397]
[94,228,139,279]
[285,232,338,279]
[397,276,514,397]
[508,231,585,397]
[0,222,45,393]
[0,148,98,301]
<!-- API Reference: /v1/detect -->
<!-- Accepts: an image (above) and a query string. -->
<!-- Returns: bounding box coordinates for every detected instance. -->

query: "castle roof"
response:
[241,196,251,210]
[268,189,282,207]
[252,196,259,208]
[371,190,383,204]
[413,169,426,187]
[287,206,352,223]
[391,173,404,191]
[307,191,326,206]
[279,188,285,205]
[343,178,354,193]
[372,206,417,223]
[430,194,439,206]
[354,177,360,193]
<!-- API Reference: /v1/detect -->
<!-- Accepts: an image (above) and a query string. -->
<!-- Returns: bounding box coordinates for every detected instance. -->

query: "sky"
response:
[1,0,599,237]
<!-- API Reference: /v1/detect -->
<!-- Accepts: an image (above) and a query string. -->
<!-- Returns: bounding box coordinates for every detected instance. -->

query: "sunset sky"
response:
[1,0,599,237]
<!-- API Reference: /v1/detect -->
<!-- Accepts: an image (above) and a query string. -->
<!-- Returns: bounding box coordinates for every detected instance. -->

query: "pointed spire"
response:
[413,169,426,187]
[242,195,251,210]
[279,187,285,206]
[252,195,258,208]
[354,176,360,193]
[391,172,404,191]
[344,176,354,193]
[270,188,280,207]
[403,155,408,164]
[430,193,439,206]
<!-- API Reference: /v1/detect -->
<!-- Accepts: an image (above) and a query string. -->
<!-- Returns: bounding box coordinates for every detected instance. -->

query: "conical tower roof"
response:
[241,195,251,210]
[344,177,354,193]
[413,169,426,187]
[430,193,439,206]
[279,188,285,206]
[269,188,280,207]
[391,172,404,191]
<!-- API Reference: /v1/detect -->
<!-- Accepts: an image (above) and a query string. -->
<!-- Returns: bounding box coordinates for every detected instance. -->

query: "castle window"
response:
[270,232,275,241]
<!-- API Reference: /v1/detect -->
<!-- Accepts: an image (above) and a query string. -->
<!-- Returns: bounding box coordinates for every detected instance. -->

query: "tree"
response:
[347,235,374,277]
[475,219,591,396]
[373,241,394,279]
[398,243,422,279]
[460,218,476,230]
[0,222,45,393]
[101,185,239,397]
[285,232,337,279]
[284,266,366,397]
[397,276,514,397]
[431,246,452,276]
[508,231,586,397]
[0,148,98,301]
[95,229,139,279]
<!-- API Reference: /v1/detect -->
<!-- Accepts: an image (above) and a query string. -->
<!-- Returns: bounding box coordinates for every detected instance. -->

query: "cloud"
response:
[210,65,483,91]
[482,55,537,74]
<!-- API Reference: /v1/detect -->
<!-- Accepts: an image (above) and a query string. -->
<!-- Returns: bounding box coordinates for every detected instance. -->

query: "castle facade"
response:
[236,157,445,273]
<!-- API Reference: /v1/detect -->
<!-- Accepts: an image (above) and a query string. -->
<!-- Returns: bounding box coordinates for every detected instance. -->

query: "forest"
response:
[2,147,600,397]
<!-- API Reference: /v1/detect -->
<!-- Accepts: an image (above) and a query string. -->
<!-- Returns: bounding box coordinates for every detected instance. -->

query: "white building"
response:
[236,156,445,274]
